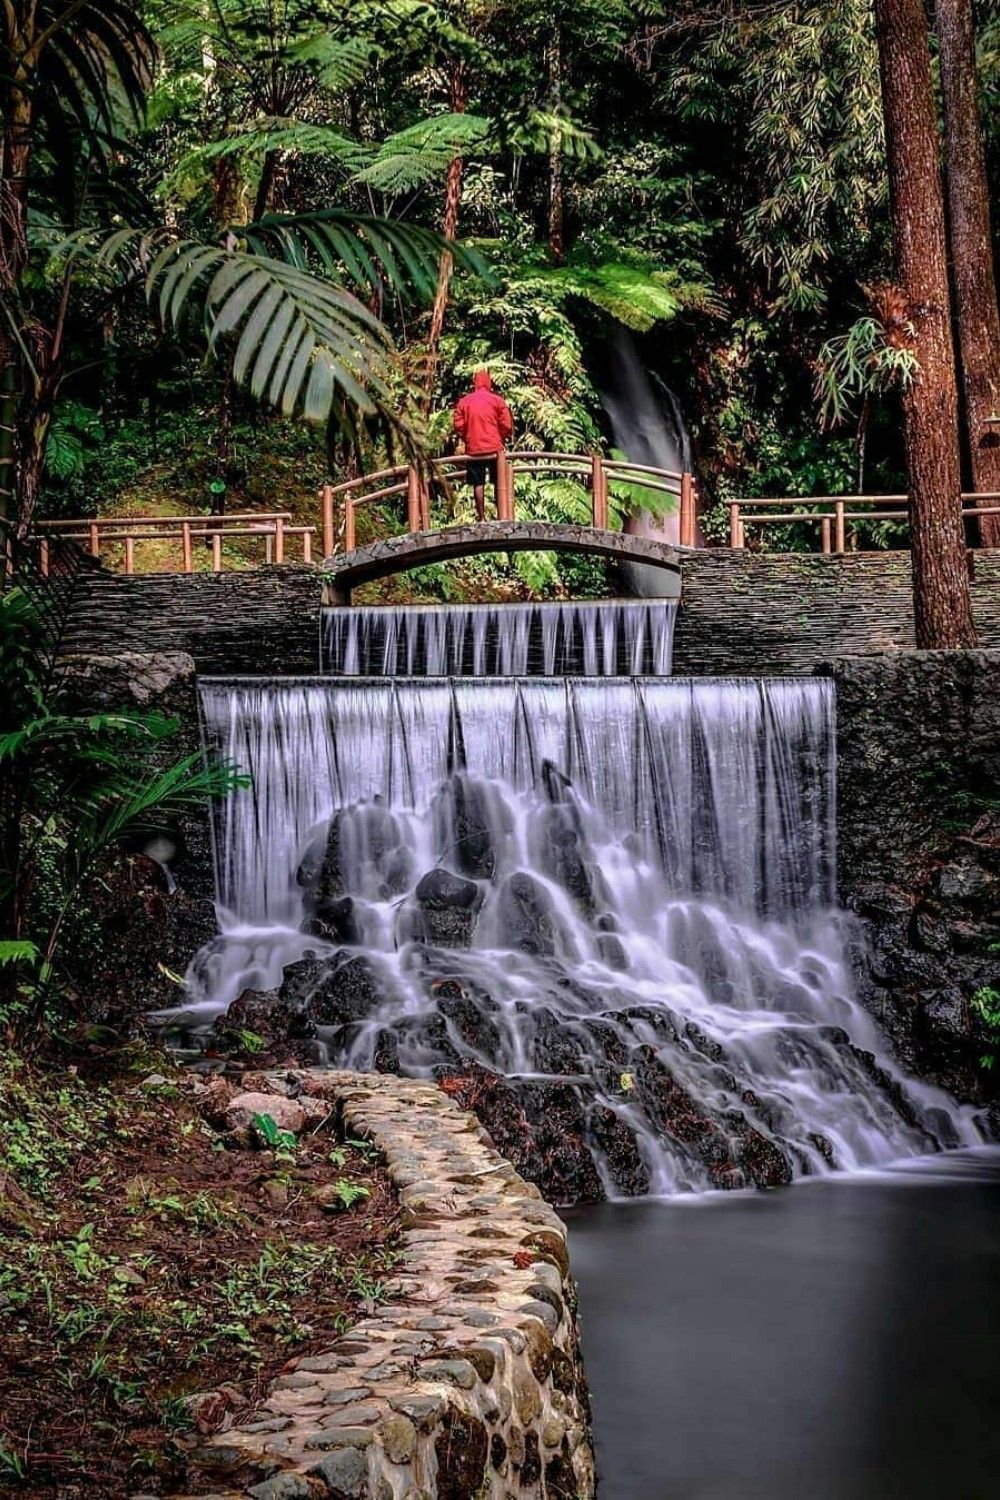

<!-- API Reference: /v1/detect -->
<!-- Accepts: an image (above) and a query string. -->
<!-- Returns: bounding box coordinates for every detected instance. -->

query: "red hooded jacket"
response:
[453,370,513,455]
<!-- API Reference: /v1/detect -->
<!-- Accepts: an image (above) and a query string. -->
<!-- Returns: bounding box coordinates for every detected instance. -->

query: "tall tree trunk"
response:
[874,0,976,647]
[547,29,564,259]
[937,0,1000,547]
[0,66,36,524]
[424,66,468,407]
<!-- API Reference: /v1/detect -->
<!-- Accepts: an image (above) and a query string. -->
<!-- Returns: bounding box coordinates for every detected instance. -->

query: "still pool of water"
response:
[568,1149,1000,1500]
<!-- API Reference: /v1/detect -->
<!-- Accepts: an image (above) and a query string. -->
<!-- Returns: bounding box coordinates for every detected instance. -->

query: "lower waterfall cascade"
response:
[174,611,980,1200]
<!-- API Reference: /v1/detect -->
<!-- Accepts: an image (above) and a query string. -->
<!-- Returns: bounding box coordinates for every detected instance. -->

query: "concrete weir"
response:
[170,1070,595,1500]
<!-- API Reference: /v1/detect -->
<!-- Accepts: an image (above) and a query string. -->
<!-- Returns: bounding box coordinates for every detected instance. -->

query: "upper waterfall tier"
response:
[199,676,833,928]
[320,600,677,677]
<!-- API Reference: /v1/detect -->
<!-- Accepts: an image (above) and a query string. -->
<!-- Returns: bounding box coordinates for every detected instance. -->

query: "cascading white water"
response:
[319,600,677,677]
[180,651,978,1199]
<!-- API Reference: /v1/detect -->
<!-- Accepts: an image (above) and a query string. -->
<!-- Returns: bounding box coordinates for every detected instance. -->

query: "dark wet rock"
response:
[279,952,386,1027]
[433,775,504,880]
[437,990,503,1060]
[588,1106,651,1196]
[524,1004,590,1075]
[496,871,561,957]
[412,868,480,947]
[298,801,407,904]
[632,1053,792,1190]
[537,803,598,915]
[933,860,996,910]
[214,988,316,1052]
[597,932,628,970]
[436,1065,605,1205]
[308,895,362,946]
[417,868,479,910]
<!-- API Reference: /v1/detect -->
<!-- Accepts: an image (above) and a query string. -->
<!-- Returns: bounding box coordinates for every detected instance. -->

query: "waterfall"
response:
[596,327,692,592]
[320,600,676,677]
[180,659,977,1199]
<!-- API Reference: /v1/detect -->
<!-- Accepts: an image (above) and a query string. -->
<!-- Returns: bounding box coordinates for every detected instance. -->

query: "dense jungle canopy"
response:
[1,0,1000,609]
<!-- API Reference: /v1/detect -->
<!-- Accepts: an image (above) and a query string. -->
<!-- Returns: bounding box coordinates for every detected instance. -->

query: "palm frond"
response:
[147,239,403,427]
[243,209,488,303]
[35,0,156,165]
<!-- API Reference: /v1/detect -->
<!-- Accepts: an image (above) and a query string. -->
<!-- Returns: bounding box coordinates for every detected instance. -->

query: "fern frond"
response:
[352,114,493,193]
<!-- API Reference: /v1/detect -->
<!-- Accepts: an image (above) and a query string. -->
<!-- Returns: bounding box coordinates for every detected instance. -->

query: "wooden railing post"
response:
[321,483,334,558]
[679,471,695,546]
[820,518,832,554]
[181,521,193,573]
[38,538,49,577]
[591,453,608,530]
[729,501,743,549]
[302,529,312,565]
[345,498,356,552]
[124,536,135,574]
[211,532,223,571]
[406,466,422,532]
[496,453,513,521]
[274,515,285,563]
[88,521,100,559]
[834,499,846,554]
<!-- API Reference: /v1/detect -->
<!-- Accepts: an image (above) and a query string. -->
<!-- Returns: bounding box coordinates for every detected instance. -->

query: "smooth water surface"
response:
[569,1150,1000,1500]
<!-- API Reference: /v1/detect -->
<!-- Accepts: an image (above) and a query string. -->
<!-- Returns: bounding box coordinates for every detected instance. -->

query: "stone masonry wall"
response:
[60,569,323,676]
[819,650,1000,1109]
[57,550,1000,678]
[172,1069,595,1500]
[672,549,1000,675]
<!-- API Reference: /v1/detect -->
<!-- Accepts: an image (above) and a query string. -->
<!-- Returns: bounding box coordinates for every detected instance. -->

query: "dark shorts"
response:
[466,456,497,488]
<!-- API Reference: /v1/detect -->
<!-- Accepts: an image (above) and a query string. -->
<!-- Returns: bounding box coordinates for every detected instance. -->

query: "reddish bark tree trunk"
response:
[424,67,468,406]
[874,0,976,647]
[547,30,564,259]
[936,0,1000,547]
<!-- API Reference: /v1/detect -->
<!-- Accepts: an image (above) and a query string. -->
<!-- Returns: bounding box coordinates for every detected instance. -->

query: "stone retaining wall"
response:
[171,1070,594,1500]
[673,550,1000,674]
[818,650,1000,1107]
[57,550,1000,678]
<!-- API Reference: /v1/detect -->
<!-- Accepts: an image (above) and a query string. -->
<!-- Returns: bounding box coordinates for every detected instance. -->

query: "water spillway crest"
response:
[320,599,677,677]
[179,611,976,1201]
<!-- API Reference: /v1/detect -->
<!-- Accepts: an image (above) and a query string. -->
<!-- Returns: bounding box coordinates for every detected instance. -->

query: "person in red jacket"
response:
[452,369,513,521]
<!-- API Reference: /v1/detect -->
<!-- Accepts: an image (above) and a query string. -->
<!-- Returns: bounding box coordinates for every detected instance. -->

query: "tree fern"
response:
[352,114,493,194]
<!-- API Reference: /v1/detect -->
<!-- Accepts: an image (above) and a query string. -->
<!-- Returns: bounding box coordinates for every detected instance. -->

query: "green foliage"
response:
[816,317,918,429]
[251,1113,298,1153]
[0,591,246,1035]
[971,986,1000,1070]
[354,114,494,193]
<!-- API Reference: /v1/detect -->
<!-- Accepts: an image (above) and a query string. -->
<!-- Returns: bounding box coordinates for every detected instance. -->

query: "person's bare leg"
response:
[474,484,486,522]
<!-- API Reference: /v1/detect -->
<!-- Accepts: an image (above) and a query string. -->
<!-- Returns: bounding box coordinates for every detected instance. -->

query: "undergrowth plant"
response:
[0,588,245,1041]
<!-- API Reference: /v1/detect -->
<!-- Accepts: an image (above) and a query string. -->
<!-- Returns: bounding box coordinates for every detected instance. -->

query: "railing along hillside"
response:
[728,493,1000,550]
[34,512,316,573]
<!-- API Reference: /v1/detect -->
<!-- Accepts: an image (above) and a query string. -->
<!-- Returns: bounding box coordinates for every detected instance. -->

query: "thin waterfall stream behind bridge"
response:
[173,600,978,1201]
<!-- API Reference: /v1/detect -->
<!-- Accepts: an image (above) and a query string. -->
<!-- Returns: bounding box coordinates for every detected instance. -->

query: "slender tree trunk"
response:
[874,0,976,647]
[424,67,468,407]
[547,29,565,260]
[0,67,36,524]
[936,0,1000,547]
